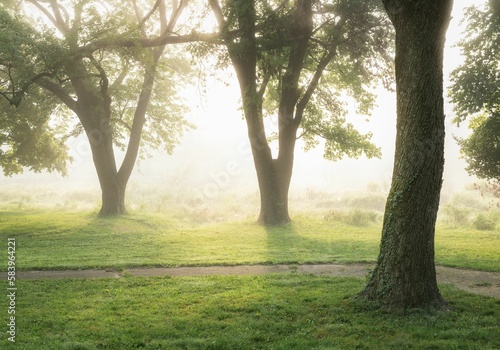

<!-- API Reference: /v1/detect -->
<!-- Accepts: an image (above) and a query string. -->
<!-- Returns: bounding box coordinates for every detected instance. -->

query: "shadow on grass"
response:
[264,221,378,265]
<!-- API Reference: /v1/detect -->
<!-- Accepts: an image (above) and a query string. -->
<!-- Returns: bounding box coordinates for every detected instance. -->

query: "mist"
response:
[0,0,488,221]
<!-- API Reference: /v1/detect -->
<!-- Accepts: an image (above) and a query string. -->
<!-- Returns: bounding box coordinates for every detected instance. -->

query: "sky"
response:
[0,0,488,201]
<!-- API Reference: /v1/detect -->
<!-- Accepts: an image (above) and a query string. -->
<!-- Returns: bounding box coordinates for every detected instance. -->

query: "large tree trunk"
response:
[358,0,453,310]
[256,160,293,225]
[214,0,310,226]
[245,104,294,226]
[72,49,160,217]
[86,124,126,216]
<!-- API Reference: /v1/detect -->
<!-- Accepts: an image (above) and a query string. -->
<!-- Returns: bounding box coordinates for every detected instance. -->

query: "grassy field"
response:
[1,274,499,349]
[0,210,499,349]
[0,210,499,271]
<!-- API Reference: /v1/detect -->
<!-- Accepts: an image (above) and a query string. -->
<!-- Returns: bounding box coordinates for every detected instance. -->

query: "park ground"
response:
[0,205,499,349]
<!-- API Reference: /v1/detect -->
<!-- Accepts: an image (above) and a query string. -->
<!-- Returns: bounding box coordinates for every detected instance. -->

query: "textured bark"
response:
[358,0,453,310]
[91,137,128,216]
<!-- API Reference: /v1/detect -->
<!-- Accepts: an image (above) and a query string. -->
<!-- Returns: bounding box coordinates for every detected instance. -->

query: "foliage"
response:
[0,1,192,175]
[441,204,471,226]
[325,209,379,227]
[0,9,70,175]
[474,179,500,209]
[346,193,387,211]
[473,213,496,231]
[202,0,394,161]
[298,0,393,161]
[449,0,500,124]
[0,89,70,175]
[455,113,500,181]
[449,1,500,182]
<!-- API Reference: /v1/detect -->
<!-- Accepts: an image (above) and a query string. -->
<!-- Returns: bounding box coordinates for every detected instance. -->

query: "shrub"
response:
[325,209,379,227]
[442,204,470,226]
[472,214,496,231]
[347,194,387,212]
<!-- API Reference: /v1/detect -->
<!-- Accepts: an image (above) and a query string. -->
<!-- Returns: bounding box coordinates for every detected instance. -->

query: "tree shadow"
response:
[264,220,378,266]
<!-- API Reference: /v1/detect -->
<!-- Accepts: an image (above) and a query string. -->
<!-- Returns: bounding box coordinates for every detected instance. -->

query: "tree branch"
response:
[109,62,130,91]
[159,0,168,34]
[295,48,337,124]
[87,53,112,119]
[294,14,348,125]
[279,0,313,124]
[257,72,271,100]
[72,0,90,34]
[27,0,57,28]
[132,0,148,37]
[36,77,78,113]
[27,0,68,35]
[49,0,70,34]
[111,118,133,133]
[138,0,164,30]
[208,0,225,30]
[0,70,56,107]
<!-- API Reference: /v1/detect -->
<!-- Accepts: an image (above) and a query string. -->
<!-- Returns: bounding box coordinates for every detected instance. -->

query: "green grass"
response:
[0,210,499,349]
[1,210,499,271]
[0,274,498,349]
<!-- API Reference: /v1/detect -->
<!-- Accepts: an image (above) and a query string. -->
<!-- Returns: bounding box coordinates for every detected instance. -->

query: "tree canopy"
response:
[205,0,392,161]
[0,0,194,214]
[449,0,499,124]
[199,0,393,224]
[449,0,499,183]
[456,113,500,181]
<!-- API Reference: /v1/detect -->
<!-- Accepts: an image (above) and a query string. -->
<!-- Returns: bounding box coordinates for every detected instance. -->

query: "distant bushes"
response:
[325,209,379,227]
[439,191,498,231]
[442,204,470,226]
[346,194,387,212]
[472,214,496,231]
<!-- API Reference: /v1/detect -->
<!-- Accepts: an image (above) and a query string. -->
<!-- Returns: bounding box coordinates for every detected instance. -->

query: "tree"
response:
[0,8,69,175]
[449,0,499,127]
[449,0,499,197]
[207,0,392,225]
[0,0,191,215]
[358,0,453,310]
[456,113,500,181]
[0,89,69,176]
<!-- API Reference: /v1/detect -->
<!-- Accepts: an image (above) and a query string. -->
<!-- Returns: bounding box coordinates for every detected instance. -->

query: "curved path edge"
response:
[3,263,499,299]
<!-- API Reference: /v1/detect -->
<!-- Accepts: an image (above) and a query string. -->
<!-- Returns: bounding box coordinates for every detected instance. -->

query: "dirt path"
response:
[6,264,500,299]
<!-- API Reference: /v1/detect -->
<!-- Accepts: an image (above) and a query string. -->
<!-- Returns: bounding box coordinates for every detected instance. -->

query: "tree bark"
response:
[358,0,453,310]
[86,127,125,216]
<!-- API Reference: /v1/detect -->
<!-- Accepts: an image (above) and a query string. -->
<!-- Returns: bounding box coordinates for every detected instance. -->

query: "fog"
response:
[0,0,488,218]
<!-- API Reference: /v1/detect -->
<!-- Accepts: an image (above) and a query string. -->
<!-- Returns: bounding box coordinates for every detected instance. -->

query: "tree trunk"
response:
[213,0,311,226]
[246,108,294,226]
[256,160,293,226]
[86,126,126,216]
[99,175,126,216]
[358,0,453,310]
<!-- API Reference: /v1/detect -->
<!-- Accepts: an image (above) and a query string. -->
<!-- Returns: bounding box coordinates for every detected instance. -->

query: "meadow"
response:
[0,184,498,349]
[0,210,499,272]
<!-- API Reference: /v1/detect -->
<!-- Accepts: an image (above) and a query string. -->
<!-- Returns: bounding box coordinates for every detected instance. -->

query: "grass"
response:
[0,274,499,349]
[0,210,499,271]
[0,209,499,349]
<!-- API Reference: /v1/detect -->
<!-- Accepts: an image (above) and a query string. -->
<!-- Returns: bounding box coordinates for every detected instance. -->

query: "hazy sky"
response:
[1,0,486,199]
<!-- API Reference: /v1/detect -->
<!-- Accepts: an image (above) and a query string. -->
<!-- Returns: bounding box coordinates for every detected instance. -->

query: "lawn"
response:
[0,210,499,349]
[0,210,499,271]
[0,274,499,349]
